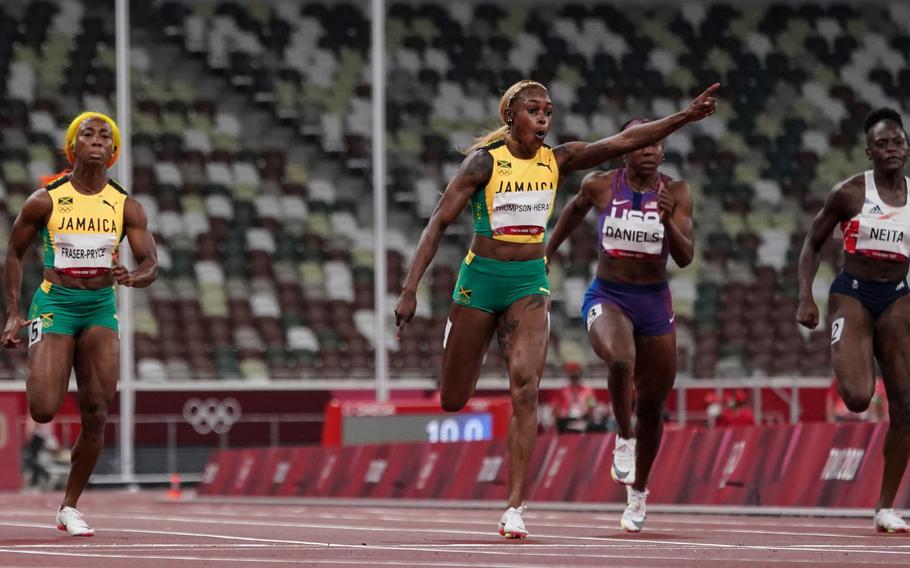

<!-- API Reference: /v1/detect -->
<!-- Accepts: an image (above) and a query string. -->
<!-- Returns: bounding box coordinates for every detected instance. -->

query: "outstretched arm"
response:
[394,149,493,336]
[554,84,719,173]
[112,197,158,288]
[3,190,52,348]
[796,182,856,329]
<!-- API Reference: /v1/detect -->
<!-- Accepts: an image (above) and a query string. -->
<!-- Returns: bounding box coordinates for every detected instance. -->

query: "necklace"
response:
[70,175,103,195]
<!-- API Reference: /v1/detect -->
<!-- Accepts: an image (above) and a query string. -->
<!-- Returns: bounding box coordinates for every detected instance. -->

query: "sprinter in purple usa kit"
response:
[547,118,695,533]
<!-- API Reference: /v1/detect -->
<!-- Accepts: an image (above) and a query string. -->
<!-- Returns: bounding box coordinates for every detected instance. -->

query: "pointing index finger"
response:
[700,83,721,98]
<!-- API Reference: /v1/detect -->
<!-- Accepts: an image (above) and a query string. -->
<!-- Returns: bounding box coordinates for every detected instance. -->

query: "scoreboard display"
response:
[322,398,512,446]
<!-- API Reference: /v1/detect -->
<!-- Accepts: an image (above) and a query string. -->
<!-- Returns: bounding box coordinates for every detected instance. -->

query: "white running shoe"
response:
[56,506,95,537]
[498,504,528,539]
[621,488,648,533]
[611,437,636,485]
[875,508,909,533]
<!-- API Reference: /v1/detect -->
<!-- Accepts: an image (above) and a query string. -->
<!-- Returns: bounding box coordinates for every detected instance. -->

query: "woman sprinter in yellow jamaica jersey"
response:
[2,112,158,536]
[395,80,718,538]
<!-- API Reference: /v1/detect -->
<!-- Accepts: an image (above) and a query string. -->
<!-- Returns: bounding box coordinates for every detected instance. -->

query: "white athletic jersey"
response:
[841,170,910,262]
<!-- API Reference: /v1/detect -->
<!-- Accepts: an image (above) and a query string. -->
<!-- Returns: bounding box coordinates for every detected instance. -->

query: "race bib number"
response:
[28,319,43,348]
[854,219,909,261]
[602,216,664,257]
[586,304,603,332]
[443,319,452,348]
[491,190,553,236]
[831,317,844,345]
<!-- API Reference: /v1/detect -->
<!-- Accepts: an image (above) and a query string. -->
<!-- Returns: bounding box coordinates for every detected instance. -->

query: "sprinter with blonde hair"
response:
[2,112,157,536]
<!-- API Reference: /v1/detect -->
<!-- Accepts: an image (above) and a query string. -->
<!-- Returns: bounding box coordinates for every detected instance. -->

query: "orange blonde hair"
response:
[64,111,121,168]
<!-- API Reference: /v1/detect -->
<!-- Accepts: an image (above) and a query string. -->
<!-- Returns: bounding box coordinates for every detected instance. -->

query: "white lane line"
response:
[0,543,289,549]
[0,520,708,563]
[110,513,910,554]
[0,512,756,550]
[3,516,909,563]
[648,527,869,539]
[593,515,873,531]
[1,508,503,525]
[0,512,899,552]
[0,506,877,534]
[0,519,887,565]
[79,506,885,536]
[0,549,576,568]
[0,521,330,545]
[0,511,822,547]
[0,547,893,567]
[794,544,910,549]
[0,507,879,546]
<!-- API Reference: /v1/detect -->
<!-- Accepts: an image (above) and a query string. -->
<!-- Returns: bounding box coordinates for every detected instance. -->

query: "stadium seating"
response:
[2,0,909,380]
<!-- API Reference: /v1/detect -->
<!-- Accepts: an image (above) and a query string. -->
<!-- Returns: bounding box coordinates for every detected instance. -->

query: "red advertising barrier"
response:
[200,422,909,509]
[0,395,21,491]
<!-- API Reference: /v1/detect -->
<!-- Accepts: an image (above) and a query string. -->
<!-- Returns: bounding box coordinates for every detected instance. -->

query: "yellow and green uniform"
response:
[28,175,127,336]
[453,140,559,313]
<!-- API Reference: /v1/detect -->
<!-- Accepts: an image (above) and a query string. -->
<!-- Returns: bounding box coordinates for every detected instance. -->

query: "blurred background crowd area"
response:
[1,0,909,382]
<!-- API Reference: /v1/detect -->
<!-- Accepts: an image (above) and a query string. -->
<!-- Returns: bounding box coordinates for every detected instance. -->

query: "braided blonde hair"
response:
[465,80,549,153]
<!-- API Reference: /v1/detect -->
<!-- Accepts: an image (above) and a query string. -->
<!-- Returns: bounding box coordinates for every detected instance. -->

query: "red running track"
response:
[0,491,907,567]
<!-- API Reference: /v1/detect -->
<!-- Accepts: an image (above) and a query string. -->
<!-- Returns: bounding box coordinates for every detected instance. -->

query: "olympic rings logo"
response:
[183,397,242,435]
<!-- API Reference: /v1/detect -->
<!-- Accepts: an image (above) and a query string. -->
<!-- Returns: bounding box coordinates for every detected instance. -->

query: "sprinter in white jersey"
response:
[798,108,910,533]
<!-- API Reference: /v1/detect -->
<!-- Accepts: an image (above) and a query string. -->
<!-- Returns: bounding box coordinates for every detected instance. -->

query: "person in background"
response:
[555,361,598,433]
[704,392,723,428]
[715,389,756,427]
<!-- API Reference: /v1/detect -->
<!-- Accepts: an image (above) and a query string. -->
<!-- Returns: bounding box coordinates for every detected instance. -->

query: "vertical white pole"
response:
[115,0,135,481]
[371,0,389,402]
[790,380,800,424]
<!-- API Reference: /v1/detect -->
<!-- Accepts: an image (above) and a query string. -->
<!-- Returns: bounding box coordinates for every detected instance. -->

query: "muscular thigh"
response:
[73,326,119,406]
[873,294,910,420]
[439,303,496,393]
[27,333,77,407]
[498,294,550,380]
[828,293,875,398]
[587,304,636,366]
